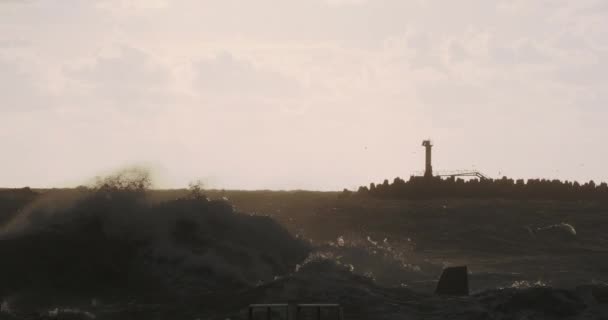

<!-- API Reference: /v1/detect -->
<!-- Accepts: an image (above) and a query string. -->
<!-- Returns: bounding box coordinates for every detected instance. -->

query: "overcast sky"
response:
[1,0,607,190]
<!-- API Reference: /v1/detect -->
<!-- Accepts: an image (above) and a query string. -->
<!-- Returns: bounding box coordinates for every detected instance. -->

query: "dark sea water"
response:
[1,189,607,319]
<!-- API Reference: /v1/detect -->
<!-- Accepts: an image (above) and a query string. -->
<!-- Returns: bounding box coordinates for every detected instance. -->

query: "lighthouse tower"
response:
[422,140,433,178]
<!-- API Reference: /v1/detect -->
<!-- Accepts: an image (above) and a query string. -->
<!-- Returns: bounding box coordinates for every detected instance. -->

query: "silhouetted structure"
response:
[435,266,469,296]
[353,176,608,200]
[422,140,433,178]
[350,140,607,200]
[248,303,343,320]
[419,140,487,180]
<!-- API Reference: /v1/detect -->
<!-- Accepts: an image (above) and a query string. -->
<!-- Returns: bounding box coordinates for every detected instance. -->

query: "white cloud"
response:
[325,0,367,6]
[0,56,52,113]
[1,0,608,188]
[64,45,174,111]
[95,0,168,13]
[195,52,304,102]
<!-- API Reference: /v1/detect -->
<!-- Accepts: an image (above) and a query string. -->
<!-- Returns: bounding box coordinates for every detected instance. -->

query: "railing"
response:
[412,170,489,180]
[248,303,343,320]
[437,171,489,180]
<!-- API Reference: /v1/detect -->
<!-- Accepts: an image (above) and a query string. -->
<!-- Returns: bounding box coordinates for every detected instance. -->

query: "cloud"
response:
[324,0,367,6]
[1,0,608,188]
[194,52,304,106]
[0,57,50,113]
[65,46,173,110]
[95,0,168,13]
[0,38,28,48]
[0,0,35,4]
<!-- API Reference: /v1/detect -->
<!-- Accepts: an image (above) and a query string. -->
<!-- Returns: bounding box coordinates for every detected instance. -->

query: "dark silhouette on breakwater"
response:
[349,175,608,200]
[344,139,608,201]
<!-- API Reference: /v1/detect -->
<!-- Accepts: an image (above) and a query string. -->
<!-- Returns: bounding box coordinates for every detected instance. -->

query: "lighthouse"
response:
[422,140,433,178]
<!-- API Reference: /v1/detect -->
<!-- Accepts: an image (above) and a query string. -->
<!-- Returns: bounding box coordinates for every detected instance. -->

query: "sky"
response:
[1,0,607,190]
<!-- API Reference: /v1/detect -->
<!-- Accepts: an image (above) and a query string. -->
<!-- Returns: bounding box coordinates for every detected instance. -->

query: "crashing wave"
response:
[0,182,310,301]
